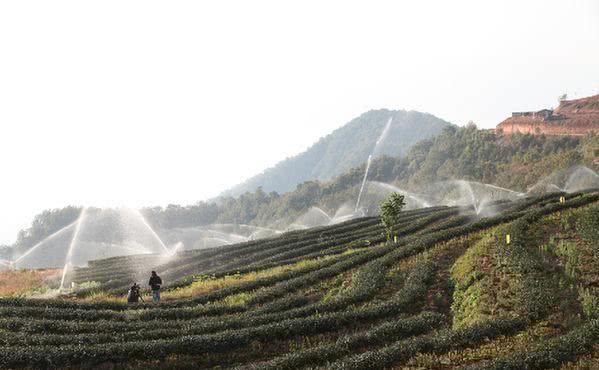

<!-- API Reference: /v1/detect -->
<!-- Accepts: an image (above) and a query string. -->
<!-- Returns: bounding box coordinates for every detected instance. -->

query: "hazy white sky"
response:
[1,0,598,244]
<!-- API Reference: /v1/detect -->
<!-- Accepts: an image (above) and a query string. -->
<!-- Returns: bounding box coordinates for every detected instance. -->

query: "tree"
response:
[379,192,406,241]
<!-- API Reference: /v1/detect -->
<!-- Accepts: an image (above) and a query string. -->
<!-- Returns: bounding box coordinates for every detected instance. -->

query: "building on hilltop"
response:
[496,94,599,136]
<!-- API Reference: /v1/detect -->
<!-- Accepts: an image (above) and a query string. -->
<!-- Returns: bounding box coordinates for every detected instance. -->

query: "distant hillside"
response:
[136,126,596,232]
[7,125,597,258]
[222,109,451,196]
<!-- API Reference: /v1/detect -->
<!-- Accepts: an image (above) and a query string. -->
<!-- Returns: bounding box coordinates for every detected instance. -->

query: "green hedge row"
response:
[73,214,394,291]
[469,319,599,370]
[0,257,436,338]
[0,258,442,364]
[328,318,528,370]
[146,210,438,289]
[236,311,446,370]
[0,209,453,314]
[74,207,444,287]
[73,215,382,282]
[5,193,595,318]
[576,203,599,247]
[0,257,438,356]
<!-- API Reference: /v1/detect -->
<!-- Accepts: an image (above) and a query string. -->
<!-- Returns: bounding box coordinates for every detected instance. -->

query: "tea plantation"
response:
[0,191,598,369]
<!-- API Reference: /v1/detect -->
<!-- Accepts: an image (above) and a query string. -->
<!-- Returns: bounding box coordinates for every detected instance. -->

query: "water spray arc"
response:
[15,165,591,277]
[289,206,335,230]
[202,237,233,247]
[310,207,332,222]
[0,259,12,268]
[368,181,431,208]
[453,180,481,214]
[526,166,599,194]
[60,207,88,290]
[355,155,373,212]
[355,116,394,212]
[563,166,599,192]
[440,180,524,215]
[128,209,170,254]
[14,221,78,266]
[167,241,184,256]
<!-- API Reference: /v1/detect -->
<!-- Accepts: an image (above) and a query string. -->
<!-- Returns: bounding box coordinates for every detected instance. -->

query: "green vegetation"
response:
[379,192,406,241]
[222,109,451,197]
[576,204,599,247]
[6,126,596,256]
[0,191,597,369]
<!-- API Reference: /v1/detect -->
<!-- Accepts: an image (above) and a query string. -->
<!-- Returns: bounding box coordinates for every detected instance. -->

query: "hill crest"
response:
[221,109,451,197]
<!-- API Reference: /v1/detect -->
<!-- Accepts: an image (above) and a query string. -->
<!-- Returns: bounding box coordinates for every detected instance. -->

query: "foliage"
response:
[12,206,81,253]
[328,318,528,370]
[379,192,406,241]
[223,109,450,196]
[245,311,445,370]
[472,320,599,370]
[7,126,593,254]
[576,204,599,248]
[450,223,554,327]
[579,288,599,320]
[0,192,597,369]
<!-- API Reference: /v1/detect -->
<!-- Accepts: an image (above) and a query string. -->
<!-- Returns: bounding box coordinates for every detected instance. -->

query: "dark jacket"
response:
[149,275,162,291]
[127,286,140,303]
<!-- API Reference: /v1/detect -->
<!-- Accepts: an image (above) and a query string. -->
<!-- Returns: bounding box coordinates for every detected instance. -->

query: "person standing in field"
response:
[148,271,162,303]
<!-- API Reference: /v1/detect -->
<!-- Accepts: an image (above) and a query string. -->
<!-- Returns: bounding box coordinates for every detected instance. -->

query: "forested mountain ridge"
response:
[221,109,451,196]
[5,125,596,260]
[145,126,597,229]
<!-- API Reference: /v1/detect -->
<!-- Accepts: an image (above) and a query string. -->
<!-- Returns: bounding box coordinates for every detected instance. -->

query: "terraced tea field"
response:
[0,191,598,369]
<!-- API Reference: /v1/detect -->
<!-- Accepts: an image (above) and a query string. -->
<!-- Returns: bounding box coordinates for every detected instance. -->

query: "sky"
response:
[0,0,598,245]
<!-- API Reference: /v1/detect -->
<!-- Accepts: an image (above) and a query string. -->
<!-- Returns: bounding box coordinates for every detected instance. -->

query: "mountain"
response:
[221,109,452,196]
[7,125,597,261]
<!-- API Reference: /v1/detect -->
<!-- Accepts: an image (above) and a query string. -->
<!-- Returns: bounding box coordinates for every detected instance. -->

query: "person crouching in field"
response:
[127,283,142,303]
[149,271,162,303]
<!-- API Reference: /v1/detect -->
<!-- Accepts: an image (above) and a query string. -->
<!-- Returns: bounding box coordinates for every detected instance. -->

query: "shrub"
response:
[380,192,406,241]
[579,287,599,320]
[576,204,599,250]
[472,320,599,370]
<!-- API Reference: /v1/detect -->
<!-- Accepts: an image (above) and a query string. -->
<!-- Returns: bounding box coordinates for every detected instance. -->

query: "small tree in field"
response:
[380,192,406,241]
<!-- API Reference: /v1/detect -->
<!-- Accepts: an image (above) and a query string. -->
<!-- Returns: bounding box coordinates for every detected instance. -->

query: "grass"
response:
[538,206,599,321]
[161,256,335,301]
[559,345,599,370]
[78,255,338,304]
[2,195,598,369]
[400,320,560,369]
[450,233,504,328]
[0,269,60,297]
